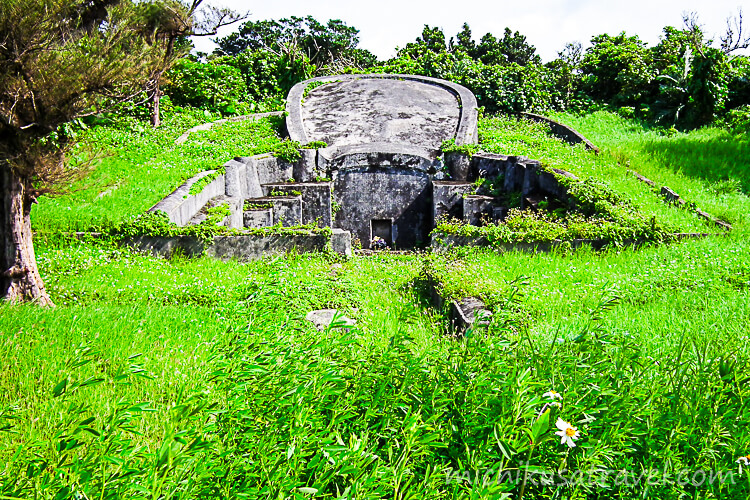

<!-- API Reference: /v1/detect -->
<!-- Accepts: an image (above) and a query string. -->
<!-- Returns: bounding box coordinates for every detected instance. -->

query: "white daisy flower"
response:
[554,418,580,448]
[543,390,563,401]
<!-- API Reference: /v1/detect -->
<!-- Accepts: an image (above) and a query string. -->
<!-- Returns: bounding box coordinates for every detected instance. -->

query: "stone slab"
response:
[450,297,492,336]
[263,182,332,228]
[433,181,474,222]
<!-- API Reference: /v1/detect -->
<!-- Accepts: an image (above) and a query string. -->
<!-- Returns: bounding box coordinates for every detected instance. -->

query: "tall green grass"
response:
[550,111,750,229]
[31,112,286,234]
[2,110,750,498]
[478,115,750,233]
[4,237,750,498]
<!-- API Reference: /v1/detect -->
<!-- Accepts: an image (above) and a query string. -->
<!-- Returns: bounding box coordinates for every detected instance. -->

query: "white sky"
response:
[193,0,750,62]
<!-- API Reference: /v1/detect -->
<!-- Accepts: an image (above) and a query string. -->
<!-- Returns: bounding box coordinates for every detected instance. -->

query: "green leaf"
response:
[52,378,68,398]
[531,408,551,445]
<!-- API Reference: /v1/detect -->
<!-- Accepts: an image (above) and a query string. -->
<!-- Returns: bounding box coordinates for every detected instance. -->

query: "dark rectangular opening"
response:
[370,219,392,248]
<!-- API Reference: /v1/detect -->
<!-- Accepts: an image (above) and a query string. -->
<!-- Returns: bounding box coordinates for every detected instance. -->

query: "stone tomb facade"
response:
[285,74,478,248]
[150,74,578,253]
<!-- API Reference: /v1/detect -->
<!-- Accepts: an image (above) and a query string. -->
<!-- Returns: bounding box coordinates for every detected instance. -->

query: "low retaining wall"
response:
[627,170,733,231]
[521,112,599,153]
[424,270,491,336]
[124,229,351,260]
[148,171,226,226]
[430,232,714,253]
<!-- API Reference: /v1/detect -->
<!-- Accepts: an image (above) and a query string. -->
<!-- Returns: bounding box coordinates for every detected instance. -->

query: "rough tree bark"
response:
[0,167,53,306]
[150,73,162,128]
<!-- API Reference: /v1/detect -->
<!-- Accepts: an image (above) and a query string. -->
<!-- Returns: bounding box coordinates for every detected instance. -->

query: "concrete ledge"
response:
[123,230,352,260]
[321,145,440,172]
[423,269,492,336]
[450,298,492,336]
[522,112,599,153]
[627,169,733,231]
[430,232,715,252]
[148,170,225,225]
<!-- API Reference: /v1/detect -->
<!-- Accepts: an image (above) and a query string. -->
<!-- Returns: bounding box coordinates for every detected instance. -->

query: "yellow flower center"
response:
[566,427,577,437]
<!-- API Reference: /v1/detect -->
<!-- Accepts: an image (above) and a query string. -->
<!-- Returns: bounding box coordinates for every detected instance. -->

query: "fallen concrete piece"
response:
[450,298,492,336]
[305,309,356,331]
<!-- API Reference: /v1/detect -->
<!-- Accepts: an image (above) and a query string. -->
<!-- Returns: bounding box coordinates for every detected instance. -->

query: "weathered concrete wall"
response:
[148,170,225,226]
[444,152,472,181]
[237,154,293,186]
[463,195,495,225]
[207,234,329,260]
[433,181,474,222]
[263,182,332,228]
[225,160,248,199]
[124,230,353,260]
[185,195,243,229]
[521,112,599,153]
[333,166,432,248]
[470,153,577,207]
[248,195,302,227]
[243,208,273,228]
[320,144,441,171]
[293,148,324,182]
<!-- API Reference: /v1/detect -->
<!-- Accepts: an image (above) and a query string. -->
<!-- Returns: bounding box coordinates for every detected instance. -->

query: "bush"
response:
[165,58,249,115]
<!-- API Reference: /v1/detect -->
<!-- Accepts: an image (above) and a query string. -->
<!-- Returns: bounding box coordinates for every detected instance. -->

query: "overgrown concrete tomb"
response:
[150,74,495,253]
[286,74,478,248]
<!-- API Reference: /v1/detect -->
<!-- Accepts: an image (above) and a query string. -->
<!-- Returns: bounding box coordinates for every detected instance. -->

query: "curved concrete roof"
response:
[286,74,478,158]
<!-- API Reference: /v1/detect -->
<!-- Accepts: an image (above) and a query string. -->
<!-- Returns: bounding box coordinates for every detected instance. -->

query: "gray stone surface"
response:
[522,112,599,153]
[445,152,472,181]
[238,154,293,186]
[463,195,495,226]
[333,166,432,248]
[224,160,248,199]
[148,170,225,226]
[243,208,273,228]
[246,195,302,227]
[124,235,206,258]
[207,234,328,260]
[304,309,356,331]
[538,168,575,199]
[125,232,344,261]
[321,144,442,170]
[293,149,322,182]
[186,195,242,229]
[433,181,474,222]
[450,297,492,336]
[263,182,332,228]
[287,74,478,151]
[473,153,510,179]
[244,159,264,198]
[503,159,527,193]
[661,186,680,204]
[331,228,352,257]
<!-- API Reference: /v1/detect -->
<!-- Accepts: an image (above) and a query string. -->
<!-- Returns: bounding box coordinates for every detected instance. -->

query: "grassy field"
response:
[1,111,749,499]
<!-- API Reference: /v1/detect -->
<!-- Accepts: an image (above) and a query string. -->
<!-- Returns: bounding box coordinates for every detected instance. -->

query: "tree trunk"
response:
[0,167,54,306]
[150,74,162,128]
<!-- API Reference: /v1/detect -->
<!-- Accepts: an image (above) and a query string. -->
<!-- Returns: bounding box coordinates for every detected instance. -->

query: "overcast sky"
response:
[193,0,749,61]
